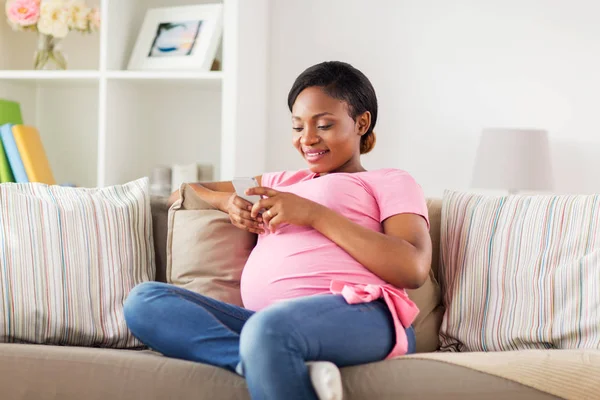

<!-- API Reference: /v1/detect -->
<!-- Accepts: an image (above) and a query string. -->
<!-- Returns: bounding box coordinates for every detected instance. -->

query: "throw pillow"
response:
[166,183,257,306]
[0,178,155,348]
[405,198,444,353]
[439,190,600,352]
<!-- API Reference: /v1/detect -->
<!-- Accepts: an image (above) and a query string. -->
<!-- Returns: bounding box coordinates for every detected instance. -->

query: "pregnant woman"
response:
[124,60,432,400]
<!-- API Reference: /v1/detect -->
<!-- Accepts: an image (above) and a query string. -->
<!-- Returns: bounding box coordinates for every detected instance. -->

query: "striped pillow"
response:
[439,190,600,352]
[0,178,154,348]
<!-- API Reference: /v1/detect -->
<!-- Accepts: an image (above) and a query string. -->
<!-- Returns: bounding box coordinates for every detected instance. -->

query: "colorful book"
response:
[12,125,55,185]
[0,99,23,183]
[0,99,23,126]
[0,123,29,183]
[0,137,15,183]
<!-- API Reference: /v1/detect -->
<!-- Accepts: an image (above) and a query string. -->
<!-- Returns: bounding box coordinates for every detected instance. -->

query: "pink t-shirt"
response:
[240,168,429,311]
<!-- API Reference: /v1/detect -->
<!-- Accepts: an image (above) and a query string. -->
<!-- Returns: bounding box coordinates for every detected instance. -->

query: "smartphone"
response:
[232,177,261,205]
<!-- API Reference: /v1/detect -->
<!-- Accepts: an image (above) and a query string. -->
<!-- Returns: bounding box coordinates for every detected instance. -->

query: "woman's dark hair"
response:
[287,61,378,154]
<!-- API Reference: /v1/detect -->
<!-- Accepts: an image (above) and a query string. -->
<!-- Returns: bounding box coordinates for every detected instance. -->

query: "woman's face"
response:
[291,87,370,175]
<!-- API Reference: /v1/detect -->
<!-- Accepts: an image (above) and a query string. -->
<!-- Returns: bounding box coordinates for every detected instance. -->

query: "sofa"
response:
[0,194,598,400]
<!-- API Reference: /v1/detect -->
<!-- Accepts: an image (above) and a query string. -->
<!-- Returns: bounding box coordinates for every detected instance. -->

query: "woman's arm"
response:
[246,185,432,289]
[311,207,432,289]
[167,176,263,211]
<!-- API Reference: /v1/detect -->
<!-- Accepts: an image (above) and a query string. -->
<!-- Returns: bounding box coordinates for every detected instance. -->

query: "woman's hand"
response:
[246,187,322,233]
[225,193,265,234]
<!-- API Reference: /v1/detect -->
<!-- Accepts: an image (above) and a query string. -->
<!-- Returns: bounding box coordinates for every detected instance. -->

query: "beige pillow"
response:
[0,178,154,348]
[166,184,257,306]
[405,198,444,353]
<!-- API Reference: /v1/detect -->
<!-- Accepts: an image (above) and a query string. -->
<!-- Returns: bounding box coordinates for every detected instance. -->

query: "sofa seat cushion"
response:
[0,344,249,400]
[399,349,600,400]
[341,356,558,400]
[1,344,584,400]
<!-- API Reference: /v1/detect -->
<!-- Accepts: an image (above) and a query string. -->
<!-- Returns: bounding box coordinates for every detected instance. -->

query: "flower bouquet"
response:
[5,0,101,70]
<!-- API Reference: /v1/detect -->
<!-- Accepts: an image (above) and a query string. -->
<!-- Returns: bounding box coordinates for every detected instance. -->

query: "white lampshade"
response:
[471,128,554,193]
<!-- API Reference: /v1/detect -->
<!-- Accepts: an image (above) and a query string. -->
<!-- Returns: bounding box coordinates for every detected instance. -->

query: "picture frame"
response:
[127,4,223,71]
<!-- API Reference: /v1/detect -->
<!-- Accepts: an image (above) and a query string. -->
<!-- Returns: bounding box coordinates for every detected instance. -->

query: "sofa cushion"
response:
[405,198,444,352]
[404,348,600,400]
[166,183,256,306]
[0,178,154,348]
[439,190,600,352]
[150,195,169,283]
[0,343,561,400]
[424,198,442,282]
[0,344,249,400]
[341,355,558,400]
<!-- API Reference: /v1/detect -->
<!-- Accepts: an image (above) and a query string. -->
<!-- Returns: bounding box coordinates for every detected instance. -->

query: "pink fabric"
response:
[329,280,419,358]
[240,168,429,356]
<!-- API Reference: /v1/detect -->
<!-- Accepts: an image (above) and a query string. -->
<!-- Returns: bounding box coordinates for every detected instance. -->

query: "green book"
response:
[0,138,14,183]
[0,100,23,183]
[0,99,23,126]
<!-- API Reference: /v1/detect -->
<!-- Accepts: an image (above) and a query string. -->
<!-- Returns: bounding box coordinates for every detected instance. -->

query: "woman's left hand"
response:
[246,187,322,233]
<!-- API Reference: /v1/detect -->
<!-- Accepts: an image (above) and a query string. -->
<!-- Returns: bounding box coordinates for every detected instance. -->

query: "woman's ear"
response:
[356,111,371,135]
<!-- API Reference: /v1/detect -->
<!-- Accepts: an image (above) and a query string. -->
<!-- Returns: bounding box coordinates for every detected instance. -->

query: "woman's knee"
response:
[239,302,303,360]
[123,281,170,329]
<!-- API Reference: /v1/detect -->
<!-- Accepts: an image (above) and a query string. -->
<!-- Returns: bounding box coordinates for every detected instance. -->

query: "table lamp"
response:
[471,128,554,194]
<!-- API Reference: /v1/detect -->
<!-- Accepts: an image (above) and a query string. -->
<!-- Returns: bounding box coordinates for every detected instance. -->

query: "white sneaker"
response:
[307,361,343,400]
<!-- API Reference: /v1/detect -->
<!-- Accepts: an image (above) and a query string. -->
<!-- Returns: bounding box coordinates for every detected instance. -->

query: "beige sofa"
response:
[0,197,596,400]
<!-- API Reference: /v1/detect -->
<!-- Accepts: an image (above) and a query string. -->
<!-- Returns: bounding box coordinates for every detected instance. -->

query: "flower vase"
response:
[34,33,67,70]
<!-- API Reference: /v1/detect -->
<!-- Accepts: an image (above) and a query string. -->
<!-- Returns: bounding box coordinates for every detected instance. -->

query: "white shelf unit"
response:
[0,0,268,188]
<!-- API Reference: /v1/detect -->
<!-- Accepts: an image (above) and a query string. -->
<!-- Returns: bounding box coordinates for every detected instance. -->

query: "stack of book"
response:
[0,99,56,185]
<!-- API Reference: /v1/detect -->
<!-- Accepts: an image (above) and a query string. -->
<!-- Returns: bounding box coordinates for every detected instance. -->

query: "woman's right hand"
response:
[225,193,265,234]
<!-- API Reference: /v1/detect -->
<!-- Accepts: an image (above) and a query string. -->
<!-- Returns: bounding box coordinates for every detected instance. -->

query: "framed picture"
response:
[127,4,223,71]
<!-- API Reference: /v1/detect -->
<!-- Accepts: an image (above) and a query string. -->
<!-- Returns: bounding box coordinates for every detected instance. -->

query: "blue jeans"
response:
[123,282,416,400]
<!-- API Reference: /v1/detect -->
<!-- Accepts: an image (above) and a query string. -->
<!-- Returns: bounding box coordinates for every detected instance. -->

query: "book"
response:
[12,125,56,185]
[0,123,29,183]
[0,99,23,183]
[0,99,23,126]
[0,137,15,183]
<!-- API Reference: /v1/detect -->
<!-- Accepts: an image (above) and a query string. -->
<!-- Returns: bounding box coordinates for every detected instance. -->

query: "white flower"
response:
[65,0,90,31]
[37,0,68,38]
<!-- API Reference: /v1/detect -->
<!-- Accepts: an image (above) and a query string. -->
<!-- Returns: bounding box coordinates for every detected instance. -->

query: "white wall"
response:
[265,0,600,197]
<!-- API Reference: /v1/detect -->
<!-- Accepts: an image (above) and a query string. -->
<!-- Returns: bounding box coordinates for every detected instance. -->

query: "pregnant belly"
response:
[240,242,386,311]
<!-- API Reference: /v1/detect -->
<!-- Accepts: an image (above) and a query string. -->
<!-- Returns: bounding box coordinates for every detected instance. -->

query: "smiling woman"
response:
[127,61,432,400]
[288,62,378,176]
